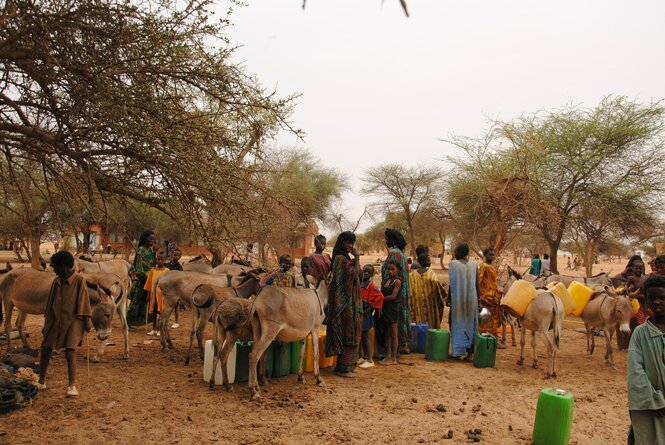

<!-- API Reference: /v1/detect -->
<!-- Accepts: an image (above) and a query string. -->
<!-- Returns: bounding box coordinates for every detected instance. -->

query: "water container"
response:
[424,329,450,361]
[532,388,574,445]
[290,340,304,374]
[305,335,314,372]
[203,339,236,385]
[546,282,576,315]
[318,330,335,369]
[568,282,594,316]
[408,323,418,352]
[473,333,497,368]
[235,341,252,382]
[501,280,537,317]
[497,324,512,334]
[272,341,291,377]
[415,323,430,353]
[630,298,640,317]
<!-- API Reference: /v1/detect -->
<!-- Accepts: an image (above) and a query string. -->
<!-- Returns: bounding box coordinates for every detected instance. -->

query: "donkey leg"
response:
[297,338,306,384]
[531,331,539,369]
[604,328,614,369]
[510,317,517,347]
[248,326,279,400]
[312,330,323,385]
[541,330,554,378]
[160,303,175,352]
[517,325,526,365]
[184,308,198,366]
[197,317,207,360]
[220,332,237,392]
[16,311,29,349]
[118,299,130,359]
[3,302,13,351]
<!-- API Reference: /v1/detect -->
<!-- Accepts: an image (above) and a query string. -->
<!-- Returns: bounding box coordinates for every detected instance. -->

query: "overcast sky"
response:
[223,0,665,233]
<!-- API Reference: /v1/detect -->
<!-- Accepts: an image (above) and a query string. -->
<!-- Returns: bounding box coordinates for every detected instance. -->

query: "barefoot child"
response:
[358,265,383,369]
[380,260,402,365]
[144,251,169,336]
[37,251,93,397]
[627,275,665,444]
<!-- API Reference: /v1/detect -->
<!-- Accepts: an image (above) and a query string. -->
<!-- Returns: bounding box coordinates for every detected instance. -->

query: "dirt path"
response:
[3,309,630,445]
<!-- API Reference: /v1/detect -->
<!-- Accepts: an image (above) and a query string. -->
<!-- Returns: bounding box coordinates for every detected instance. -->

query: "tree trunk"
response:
[583,242,595,278]
[28,226,41,269]
[548,239,560,274]
[437,231,447,270]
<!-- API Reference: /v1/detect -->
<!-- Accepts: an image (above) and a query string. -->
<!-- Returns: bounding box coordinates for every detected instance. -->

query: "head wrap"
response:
[332,231,356,260]
[384,228,407,251]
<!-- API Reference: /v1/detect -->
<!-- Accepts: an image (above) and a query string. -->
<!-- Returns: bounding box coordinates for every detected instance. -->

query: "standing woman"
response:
[529,254,541,276]
[381,229,410,354]
[478,248,504,348]
[449,243,479,360]
[126,230,157,327]
[325,231,363,377]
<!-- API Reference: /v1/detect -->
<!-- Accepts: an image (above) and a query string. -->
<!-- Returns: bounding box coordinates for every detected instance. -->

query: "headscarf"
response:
[384,228,407,251]
[332,231,356,260]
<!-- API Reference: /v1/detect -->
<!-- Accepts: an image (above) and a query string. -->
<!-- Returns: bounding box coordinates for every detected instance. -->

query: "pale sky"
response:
[223,0,665,233]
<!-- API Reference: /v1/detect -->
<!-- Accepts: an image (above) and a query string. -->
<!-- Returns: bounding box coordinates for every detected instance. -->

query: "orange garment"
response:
[360,281,384,310]
[144,267,169,314]
[478,262,501,336]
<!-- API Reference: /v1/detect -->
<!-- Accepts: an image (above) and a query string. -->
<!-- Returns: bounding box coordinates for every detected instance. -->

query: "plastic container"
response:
[630,298,640,317]
[424,329,450,361]
[497,324,512,334]
[234,341,252,382]
[568,282,594,317]
[473,333,497,368]
[414,323,430,353]
[305,335,315,372]
[272,341,291,377]
[501,280,537,317]
[203,339,236,385]
[290,340,304,374]
[532,388,574,445]
[546,282,576,315]
[263,341,274,377]
[408,323,418,352]
[318,330,335,369]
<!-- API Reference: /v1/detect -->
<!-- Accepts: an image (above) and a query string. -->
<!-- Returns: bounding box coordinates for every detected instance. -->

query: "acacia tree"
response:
[361,164,442,259]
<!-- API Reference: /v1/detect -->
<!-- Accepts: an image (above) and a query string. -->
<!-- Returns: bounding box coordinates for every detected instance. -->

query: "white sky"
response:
[223,0,665,233]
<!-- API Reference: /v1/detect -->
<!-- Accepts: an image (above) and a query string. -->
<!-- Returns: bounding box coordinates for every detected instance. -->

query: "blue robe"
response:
[449,259,478,357]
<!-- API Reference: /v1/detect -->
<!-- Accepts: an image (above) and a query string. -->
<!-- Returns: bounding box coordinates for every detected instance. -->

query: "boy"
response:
[308,235,331,284]
[144,251,170,336]
[297,257,317,288]
[627,275,665,444]
[165,248,183,271]
[260,254,296,288]
[37,251,92,397]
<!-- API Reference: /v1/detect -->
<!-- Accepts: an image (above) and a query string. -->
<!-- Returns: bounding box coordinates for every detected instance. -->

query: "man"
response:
[409,253,446,330]
[309,234,332,284]
[37,251,93,397]
[478,248,505,348]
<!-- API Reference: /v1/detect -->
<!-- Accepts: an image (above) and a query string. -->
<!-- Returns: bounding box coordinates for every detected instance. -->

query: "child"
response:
[165,248,183,328]
[380,259,402,365]
[260,254,296,288]
[297,257,317,288]
[37,251,93,397]
[358,265,383,369]
[627,275,665,444]
[144,251,169,336]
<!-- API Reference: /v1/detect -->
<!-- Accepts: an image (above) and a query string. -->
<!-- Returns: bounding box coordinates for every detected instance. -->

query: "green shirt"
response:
[628,319,665,411]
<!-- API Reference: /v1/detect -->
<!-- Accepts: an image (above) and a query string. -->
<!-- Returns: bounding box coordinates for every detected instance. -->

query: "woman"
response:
[126,229,157,327]
[381,228,410,354]
[325,231,362,377]
[448,243,479,360]
[529,254,541,276]
[478,248,504,347]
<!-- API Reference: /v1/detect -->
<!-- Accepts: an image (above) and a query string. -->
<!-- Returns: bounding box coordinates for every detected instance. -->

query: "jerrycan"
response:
[318,330,335,369]
[272,341,291,377]
[234,341,252,382]
[290,340,304,374]
[546,282,576,315]
[203,339,236,385]
[263,341,274,377]
[414,323,430,353]
[568,282,594,316]
[501,280,537,317]
[630,298,640,318]
[532,388,574,445]
[473,333,497,368]
[424,329,450,361]
[304,335,315,372]
[408,323,418,352]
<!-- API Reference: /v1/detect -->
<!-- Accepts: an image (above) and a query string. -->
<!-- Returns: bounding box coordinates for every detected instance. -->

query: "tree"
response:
[361,164,442,259]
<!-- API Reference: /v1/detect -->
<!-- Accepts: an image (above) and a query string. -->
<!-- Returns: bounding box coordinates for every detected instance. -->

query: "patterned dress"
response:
[409,268,447,329]
[126,246,156,326]
[478,262,501,336]
[381,247,410,347]
[325,254,362,373]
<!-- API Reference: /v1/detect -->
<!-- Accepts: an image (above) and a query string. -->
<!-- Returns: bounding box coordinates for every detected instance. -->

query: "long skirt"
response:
[126,275,151,326]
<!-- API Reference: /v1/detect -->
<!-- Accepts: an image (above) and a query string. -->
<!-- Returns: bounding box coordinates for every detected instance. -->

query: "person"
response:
[627,260,649,326]
[165,248,184,271]
[648,259,657,276]
[36,251,92,397]
[478,248,505,347]
[309,234,332,284]
[409,253,446,330]
[654,255,665,276]
[106,243,111,254]
[573,256,580,271]
[565,256,572,271]
[448,243,479,360]
[541,253,550,275]
[126,230,157,326]
[614,255,644,285]
[325,231,362,377]
[411,245,429,270]
[627,275,665,445]
[380,259,402,365]
[260,254,296,287]
[144,251,170,336]
[297,257,316,288]
[381,228,410,355]
[358,264,384,369]
[529,254,541,276]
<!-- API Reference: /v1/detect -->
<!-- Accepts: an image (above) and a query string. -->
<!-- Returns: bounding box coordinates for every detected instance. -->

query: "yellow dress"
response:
[478,262,501,336]
[408,268,447,329]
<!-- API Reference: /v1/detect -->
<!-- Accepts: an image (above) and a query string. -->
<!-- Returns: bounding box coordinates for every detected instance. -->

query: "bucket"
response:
[424,329,450,361]
[408,323,418,352]
[272,341,291,377]
[568,282,594,316]
[501,280,537,317]
[234,341,252,382]
[532,388,574,445]
[290,340,304,374]
[473,333,497,368]
[203,339,236,385]
[546,282,576,315]
[415,323,430,353]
